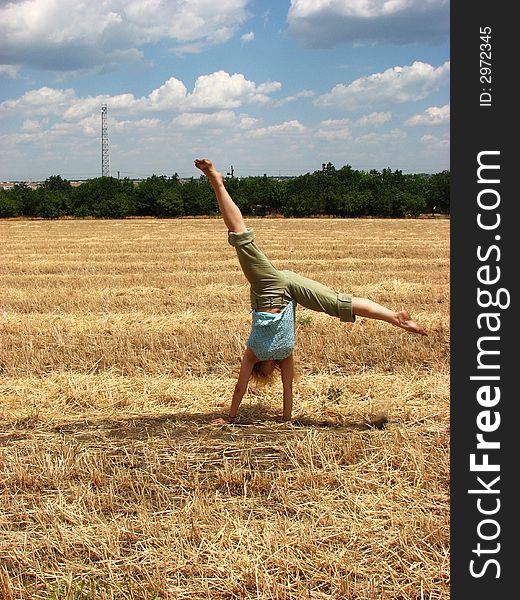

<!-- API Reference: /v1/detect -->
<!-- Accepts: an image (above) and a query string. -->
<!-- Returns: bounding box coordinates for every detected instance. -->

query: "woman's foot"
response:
[396,308,428,335]
[194,159,222,183]
[352,297,428,336]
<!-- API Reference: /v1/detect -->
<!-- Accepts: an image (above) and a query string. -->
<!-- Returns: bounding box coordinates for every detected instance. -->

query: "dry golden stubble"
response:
[0,217,449,599]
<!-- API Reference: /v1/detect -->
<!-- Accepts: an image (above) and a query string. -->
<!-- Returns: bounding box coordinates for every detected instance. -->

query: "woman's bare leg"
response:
[194,159,426,336]
[194,159,247,233]
[352,297,427,335]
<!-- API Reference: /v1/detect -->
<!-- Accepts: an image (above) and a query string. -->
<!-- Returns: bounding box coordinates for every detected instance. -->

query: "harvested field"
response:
[0,217,450,599]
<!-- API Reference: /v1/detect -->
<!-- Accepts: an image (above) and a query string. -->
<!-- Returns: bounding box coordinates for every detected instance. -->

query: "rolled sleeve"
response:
[338,293,356,323]
[228,228,255,247]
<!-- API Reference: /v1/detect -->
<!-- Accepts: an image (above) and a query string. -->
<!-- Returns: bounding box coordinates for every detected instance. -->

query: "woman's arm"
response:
[211,348,256,424]
[279,354,294,421]
[194,159,247,233]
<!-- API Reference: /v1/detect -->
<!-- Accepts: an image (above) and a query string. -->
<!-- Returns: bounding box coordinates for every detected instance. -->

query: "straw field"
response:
[0,217,450,599]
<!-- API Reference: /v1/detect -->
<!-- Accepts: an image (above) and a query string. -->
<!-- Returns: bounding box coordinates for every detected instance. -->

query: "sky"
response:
[0,0,450,181]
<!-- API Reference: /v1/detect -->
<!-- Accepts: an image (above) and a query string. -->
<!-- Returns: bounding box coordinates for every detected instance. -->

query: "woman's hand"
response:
[211,415,236,425]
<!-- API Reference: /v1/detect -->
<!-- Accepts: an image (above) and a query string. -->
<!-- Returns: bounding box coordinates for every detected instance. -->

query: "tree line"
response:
[0,163,449,219]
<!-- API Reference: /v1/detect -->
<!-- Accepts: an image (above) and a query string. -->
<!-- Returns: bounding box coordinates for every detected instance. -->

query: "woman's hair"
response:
[249,361,280,387]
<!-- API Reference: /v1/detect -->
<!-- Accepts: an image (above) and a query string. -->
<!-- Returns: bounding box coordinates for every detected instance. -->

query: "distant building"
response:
[0,181,44,190]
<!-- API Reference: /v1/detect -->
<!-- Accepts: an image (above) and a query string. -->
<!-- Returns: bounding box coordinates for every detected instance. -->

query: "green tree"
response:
[391,190,427,217]
[72,177,135,217]
[337,190,373,217]
[0,189,21,217]
[134,175,180,216]
[41,175,72,194]
[36,190,71,218]
[181,177,216,216]
[103,192,135,218]
[426,171,450,214]
[157,189,184,217]
[10,183,37,216]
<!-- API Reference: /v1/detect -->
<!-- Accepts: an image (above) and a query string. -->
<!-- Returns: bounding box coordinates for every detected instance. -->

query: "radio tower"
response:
[101,104,110,177]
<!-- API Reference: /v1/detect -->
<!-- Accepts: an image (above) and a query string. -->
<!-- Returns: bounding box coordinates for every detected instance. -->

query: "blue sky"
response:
[0,0,449,181]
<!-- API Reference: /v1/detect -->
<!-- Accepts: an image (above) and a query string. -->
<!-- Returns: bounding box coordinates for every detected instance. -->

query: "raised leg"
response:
[352,297,427,335]
[284,270,427,335]
[194,159,247,233]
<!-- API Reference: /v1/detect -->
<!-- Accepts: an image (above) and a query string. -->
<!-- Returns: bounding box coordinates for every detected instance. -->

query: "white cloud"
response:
[357,128,407,144]
[288,0,449,47]
[61,94,139,122]
[171,43,206,56]
[0,71,281,122]
[172,110,238,129]
[148,78,188,111]
[319,118,351,128]
[420,133,450,149]
[186,71,281,110]
[241,31,255,43]
[0,86,77,116]
[21,119,42,132]
[237,116,259,129]
[112,118,161,132]
[274,89,315,107]
[248,120,306,138]
[315,61,450,111]
[406,104,450,126]
[315,112,392,141]
[20,113,161,140]
[256,81,282,94]
[172,110,259,132]
[0,64,20,79]
[0,0,249,71]
[355,111,392,127]
[315,118,351,141]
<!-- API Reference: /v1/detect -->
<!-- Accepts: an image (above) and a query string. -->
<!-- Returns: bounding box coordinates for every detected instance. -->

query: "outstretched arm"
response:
[279,354,294,421]
[194,159,247,234]
[211,348,256,425]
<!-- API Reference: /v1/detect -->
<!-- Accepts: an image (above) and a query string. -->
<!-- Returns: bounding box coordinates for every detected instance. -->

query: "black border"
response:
[451,2,516,597]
